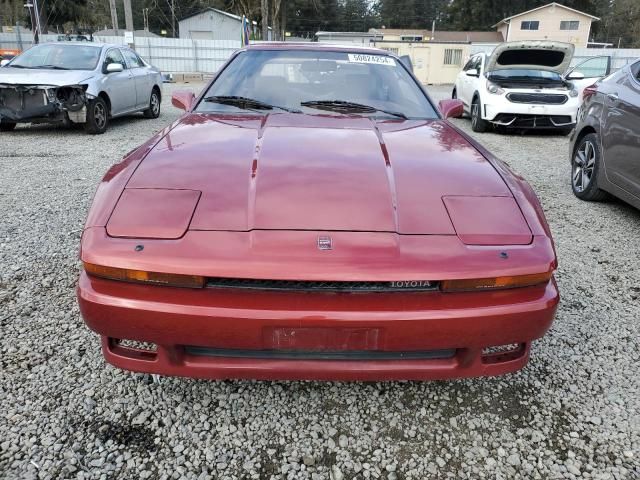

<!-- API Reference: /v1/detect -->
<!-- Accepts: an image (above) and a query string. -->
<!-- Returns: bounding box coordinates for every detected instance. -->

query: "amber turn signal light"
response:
[83,262,205,288]
[441,271,552,292]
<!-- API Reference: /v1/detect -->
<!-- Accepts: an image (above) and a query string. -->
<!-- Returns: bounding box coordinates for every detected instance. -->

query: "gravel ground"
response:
[0,83,638,480]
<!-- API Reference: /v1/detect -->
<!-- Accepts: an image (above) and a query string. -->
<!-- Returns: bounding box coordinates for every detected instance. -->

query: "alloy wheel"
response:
[151,93,160,115]
[573,140,596,193]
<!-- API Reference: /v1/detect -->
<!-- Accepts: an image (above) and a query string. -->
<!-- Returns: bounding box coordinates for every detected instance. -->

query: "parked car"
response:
[570,58,640,207]
[453,41,610,134]
[0,42,162,134]
[57,34,91,42]
[78,44,559,381]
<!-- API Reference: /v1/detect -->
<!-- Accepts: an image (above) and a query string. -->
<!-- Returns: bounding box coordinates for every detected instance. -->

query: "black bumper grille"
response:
[493,113,573,128]
[185,346,456,360]
[206,277,439,292]
[506,93,568,104]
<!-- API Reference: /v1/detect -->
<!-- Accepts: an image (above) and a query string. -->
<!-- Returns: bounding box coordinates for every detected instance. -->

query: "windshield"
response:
[197,49,438,119]
[487,69,563,82]
[10,44,101,70]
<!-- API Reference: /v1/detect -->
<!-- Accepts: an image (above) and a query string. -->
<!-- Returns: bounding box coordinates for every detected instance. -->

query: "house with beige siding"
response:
[492,2,599,48]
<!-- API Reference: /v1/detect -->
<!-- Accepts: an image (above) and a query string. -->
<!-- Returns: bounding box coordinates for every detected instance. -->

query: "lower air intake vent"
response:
[185,346,456,360]
[206,278,439,292]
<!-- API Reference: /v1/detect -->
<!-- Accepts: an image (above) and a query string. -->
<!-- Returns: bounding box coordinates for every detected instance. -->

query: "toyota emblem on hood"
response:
[317,236,332,250]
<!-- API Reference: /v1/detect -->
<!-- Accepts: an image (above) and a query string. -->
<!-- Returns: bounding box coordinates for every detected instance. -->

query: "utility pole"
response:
[123,0,134,32]
[24,1,39,44]
[171,0,176,37]
[109,0,119,36]
[431,19,435,40]
[143,8,149,31]
[281,1,287,42]
[261,0,268,40]
[32,0,42,38]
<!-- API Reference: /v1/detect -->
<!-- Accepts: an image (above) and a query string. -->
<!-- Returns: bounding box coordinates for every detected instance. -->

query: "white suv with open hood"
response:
[453,41,610,134]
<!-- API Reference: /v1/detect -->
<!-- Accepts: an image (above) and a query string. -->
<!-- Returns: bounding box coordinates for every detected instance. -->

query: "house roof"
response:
[492,2,599,28]
[316,31,383,38]
[368,28,503,43]
[179,7,242,24]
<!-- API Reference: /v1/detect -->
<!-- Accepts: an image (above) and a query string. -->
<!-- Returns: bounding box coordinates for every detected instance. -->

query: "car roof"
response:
[243,42,392,56]
[37,42,124,49]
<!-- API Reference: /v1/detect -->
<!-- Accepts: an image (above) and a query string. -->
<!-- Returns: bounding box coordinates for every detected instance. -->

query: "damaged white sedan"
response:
[0,43,162,134]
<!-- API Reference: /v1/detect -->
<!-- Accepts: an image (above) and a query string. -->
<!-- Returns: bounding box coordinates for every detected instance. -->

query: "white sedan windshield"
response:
[198,49,438,119]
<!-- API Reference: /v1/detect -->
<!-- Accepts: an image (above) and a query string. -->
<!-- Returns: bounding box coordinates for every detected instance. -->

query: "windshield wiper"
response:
[33,65,71,70]
[203,95,301,113]
[301,100,407,119]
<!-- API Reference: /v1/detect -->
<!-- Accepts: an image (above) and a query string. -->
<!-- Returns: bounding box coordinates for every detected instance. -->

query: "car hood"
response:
[485,41,575,75]
[0,67,95,86]
[122,113,514,235]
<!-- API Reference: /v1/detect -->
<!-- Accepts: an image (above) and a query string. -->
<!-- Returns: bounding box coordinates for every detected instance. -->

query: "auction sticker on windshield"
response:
[347,54,396,66]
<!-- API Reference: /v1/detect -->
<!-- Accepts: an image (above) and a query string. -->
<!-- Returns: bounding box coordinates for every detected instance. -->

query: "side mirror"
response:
[106,63,123,73]
[438,99,464,119]
[465,68,479,77]
[172,90,196,111]
[0,59,10,67]
[399,55,414,72]
[566,71,585,80]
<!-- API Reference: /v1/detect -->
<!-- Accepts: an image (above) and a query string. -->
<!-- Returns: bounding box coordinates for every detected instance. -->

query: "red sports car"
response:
[78,44,559,381]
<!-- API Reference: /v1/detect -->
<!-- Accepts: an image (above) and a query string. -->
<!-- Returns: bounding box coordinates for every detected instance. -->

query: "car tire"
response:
[143,89,161,119]
[470,97,490,132]
[0,121,16,132]
[84,97,109,134]
[571,133,608,202]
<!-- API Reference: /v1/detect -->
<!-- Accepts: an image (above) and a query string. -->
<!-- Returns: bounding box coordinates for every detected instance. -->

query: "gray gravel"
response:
[1,83,638,480]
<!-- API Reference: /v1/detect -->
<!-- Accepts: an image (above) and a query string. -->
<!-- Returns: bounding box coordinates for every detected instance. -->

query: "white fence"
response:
[0,31,241,73]
[2,30,638,75]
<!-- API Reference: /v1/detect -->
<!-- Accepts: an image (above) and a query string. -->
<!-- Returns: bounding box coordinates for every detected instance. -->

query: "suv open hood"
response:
[485,41,575,75]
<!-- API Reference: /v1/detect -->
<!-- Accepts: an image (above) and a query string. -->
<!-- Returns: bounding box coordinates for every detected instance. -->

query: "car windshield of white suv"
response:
[198,49,438,119]
[9,44,101,70]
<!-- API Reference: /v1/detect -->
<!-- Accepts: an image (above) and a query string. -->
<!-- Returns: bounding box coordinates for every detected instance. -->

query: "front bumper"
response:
[78,269,559,381]
[484,96,579,128]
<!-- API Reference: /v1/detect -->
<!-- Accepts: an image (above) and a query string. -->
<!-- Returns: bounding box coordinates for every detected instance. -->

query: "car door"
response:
[601,61,640,195]
[456,56,474,105]
[460,55,481,107]
[121,48,152,109]
[102,48,136,114]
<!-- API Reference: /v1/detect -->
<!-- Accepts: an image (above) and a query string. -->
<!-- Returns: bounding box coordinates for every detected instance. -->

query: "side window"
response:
[473,55,482,72]
[570,56,610,79]
[631,61,640,82]
[104,48,126,69]
[122,49,142,68]
[462,57,474,71]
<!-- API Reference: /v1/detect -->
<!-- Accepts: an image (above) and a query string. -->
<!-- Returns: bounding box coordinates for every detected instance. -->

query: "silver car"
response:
[0,42,162,134]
